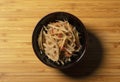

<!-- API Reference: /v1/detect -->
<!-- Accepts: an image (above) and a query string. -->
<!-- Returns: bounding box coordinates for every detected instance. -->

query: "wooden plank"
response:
[0,0,120,82]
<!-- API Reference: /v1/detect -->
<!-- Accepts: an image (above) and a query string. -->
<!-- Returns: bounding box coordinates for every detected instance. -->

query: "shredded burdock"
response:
[38,20,81,65]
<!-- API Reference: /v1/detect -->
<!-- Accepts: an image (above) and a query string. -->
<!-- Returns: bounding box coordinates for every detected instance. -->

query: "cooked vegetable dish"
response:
[38,20,81,65]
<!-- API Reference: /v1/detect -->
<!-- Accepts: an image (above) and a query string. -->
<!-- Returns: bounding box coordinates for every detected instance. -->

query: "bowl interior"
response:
[32,12,87,69]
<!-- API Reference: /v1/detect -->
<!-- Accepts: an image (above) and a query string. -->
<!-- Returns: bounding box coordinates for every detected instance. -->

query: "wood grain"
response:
[0,0,120,82]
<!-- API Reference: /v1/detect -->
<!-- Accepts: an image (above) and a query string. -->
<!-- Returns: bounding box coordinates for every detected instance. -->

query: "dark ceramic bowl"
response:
[32,12,87,69]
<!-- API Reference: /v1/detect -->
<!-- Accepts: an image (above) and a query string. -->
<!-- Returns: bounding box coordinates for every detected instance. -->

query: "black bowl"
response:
[32,12,87,69]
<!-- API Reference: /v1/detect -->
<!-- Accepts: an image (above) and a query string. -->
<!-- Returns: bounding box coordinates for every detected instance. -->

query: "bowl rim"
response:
[32,11,87,69]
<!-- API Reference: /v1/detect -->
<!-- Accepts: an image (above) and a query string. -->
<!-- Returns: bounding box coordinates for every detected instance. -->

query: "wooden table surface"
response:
[0,0,120,82]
